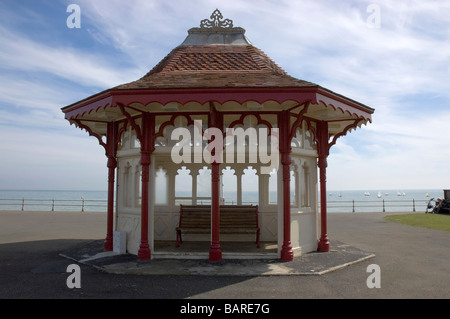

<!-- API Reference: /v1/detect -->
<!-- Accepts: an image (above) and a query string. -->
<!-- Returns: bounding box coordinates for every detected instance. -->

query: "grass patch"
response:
[385,213,450,231]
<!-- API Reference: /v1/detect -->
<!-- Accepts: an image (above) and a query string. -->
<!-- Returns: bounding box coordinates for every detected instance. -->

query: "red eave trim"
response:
[61,86,374,121]
[62,90,114,120]
[62,87,318,120]
[316,87,374,118]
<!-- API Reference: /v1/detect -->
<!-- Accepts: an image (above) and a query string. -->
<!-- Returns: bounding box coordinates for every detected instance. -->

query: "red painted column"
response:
[104,156,116,251]
[104,122,116,251]
[209,104,222,262]
[138,151,151,260]
[317,121,330,252]
[279,111,294,261]
[209,162,222,261]
[280,152,294,261]
[137,113,153,260]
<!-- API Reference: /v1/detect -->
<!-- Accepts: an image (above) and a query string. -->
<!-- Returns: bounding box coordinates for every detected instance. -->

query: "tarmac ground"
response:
[60,238,375,276]
[0,210,449,299]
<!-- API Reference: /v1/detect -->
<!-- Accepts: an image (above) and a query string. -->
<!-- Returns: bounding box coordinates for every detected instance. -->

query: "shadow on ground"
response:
[60,239,375,276]
[0,238,374,298]
[0,239,253,298]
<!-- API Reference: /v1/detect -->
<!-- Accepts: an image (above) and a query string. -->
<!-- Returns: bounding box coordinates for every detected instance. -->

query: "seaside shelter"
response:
[61,10,374,262]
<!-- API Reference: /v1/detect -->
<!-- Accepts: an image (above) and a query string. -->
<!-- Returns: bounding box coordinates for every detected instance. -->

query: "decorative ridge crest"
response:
[200,9,233,29]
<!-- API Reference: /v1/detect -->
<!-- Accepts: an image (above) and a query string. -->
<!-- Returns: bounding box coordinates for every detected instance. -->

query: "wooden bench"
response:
[176,205,260,248]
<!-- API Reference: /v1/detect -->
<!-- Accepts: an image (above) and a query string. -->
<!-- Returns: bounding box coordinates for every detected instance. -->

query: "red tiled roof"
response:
[62,13,374,125]
[116,44,317,90]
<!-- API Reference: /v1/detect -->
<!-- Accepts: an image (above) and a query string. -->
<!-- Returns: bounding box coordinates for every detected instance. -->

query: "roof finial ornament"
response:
[200,9,233,29]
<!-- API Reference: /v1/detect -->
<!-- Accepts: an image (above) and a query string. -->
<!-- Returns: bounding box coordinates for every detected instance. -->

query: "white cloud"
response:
[0,75,69,113]
[0,25,141,89]
[328,110,450,190]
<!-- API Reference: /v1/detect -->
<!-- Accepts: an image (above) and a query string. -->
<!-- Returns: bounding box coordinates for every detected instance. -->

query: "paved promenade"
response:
[0,210,448,299]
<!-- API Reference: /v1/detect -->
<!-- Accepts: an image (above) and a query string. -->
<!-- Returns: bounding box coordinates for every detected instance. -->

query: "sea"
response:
[0,189,446,213]
[322,189,444,213]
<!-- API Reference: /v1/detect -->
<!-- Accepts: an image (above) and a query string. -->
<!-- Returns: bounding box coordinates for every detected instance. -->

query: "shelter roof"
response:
[61,9,374,140]
[115,9,318,91]
[115,40,317,90]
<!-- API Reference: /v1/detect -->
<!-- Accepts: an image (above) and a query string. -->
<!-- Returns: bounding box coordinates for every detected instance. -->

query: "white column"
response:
[259,170,269,209]
[166,166,177,209]
[236,168,244,205]
[303,162,310,207]
[191,167,199,205]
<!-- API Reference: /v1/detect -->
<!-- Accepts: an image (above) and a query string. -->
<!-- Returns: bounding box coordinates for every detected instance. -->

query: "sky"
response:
[0,0,449,191]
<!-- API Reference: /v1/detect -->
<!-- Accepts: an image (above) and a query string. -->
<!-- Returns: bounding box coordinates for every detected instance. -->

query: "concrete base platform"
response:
[153,241,278,259]
[60,239,375,276]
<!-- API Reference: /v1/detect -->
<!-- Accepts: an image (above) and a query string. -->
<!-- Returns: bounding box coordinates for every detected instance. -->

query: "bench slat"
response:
[176,205,260,248]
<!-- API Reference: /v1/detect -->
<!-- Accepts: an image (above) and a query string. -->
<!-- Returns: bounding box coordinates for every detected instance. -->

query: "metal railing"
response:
[0,197,430,213]
[322,199,428,213]
[0,198,108,212]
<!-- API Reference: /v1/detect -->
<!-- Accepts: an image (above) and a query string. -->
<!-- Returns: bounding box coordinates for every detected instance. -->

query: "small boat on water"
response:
[364,192,370,196]
[377,192,382,198]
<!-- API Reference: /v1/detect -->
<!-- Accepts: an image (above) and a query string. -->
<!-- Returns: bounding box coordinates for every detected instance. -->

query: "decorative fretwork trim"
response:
[200,9,233,29]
